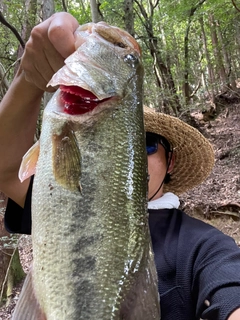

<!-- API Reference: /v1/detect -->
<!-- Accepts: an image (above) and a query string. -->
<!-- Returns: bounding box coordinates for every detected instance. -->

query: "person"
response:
[0,12,240,320]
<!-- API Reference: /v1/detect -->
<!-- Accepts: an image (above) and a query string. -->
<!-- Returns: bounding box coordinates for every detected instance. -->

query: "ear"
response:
[167,152,175,174]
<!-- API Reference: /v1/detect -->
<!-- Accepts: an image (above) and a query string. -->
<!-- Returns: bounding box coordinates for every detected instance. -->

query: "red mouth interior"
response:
[60,85,108,115]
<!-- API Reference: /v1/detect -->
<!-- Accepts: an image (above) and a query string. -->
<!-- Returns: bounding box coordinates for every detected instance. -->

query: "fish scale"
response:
[13,21,160,320]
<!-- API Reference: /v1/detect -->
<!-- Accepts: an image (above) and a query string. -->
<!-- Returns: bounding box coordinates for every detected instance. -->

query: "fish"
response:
[13,21,160,320]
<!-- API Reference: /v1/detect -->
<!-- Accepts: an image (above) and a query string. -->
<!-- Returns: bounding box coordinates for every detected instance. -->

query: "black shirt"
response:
[4,183,240,320]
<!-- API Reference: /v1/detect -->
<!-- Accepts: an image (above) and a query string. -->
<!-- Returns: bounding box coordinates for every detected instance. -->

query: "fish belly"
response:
[30,102,160,319]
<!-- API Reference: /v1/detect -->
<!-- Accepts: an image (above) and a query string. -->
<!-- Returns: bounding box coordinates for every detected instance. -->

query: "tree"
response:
[0,198,25,306]
[183,0,206,105]
[90,0,103,22]
[0,0,240,121]
[199,15,215,99]
[134,0,181,115]
[209,13,227,89]
[124,0,134,36]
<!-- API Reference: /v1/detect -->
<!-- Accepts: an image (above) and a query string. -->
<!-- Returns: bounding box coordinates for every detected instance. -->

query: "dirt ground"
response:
[0,98,239,318]
[182,99,240,246]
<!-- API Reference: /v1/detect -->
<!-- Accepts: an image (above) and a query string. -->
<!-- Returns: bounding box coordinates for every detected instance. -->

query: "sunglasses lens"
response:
[146,133,159,155]
[146,144,158,155]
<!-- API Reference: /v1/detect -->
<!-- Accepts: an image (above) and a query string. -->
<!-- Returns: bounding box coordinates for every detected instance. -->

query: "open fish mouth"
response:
[60,85,111,115]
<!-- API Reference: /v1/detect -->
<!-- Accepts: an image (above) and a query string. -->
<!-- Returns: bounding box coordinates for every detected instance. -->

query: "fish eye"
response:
[124,54,138,64]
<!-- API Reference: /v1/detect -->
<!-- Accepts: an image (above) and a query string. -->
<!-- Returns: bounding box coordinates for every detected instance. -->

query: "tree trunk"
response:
[124,0,134,36]
[183,0,206,105]
[0,247,25,306]
[14,0,38,73]
[41,0,55,20]
[0,213,25,306]
[209,13,227,89]
[183,21,191,106]
[169,30,181,95]
[216,19,236,90]
[152,46,181,115]
[199,16,215,99]
[90,0,102,23]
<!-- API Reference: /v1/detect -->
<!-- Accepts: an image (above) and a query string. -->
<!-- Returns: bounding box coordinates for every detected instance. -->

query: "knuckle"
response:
[30,25,43,41]
[48,24,65,42]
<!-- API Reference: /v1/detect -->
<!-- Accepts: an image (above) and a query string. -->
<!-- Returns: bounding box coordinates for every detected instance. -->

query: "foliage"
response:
[0,0,240,113]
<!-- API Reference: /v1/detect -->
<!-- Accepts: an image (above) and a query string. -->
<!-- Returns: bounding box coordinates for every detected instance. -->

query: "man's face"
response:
[147,143,175,201]
[147,143,168,201]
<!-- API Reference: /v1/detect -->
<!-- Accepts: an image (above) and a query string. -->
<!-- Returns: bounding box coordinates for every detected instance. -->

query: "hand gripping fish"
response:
[14,22,160,320]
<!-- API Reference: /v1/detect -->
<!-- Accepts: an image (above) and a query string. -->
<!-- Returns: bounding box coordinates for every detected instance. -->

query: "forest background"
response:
[1,0,240,113]
[0,0,240,317]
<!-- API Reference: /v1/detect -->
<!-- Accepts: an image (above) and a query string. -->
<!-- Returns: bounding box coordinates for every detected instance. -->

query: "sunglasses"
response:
[146,132,172,156]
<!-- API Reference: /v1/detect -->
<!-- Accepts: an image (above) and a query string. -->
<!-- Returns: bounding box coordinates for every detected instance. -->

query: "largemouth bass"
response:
[14,22,160,320]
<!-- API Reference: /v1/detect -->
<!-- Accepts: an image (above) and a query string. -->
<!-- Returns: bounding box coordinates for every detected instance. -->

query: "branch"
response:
[0,12,25,49]
[190,80,201,98]
[62,0,68,12]
[231,0,240,12]
[134,0,149,21]
[0,62,10,90]
[152,0,160,10]
[189,0,207,19]
[0,58,21,89]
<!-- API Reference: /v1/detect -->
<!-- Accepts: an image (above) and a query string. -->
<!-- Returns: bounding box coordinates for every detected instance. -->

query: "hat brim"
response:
[144,106,215,195]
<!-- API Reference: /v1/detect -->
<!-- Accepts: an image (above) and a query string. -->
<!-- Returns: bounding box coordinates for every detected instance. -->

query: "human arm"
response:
[0,12,79,207]
[191,227,240,320]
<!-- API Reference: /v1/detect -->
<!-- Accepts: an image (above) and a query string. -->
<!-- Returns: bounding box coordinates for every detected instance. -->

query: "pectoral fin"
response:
[52,123,81,191]
[18,141,40,182]
[12,270,46,320]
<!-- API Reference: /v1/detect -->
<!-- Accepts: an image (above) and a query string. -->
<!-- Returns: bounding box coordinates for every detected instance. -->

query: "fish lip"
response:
[58,85,114,115]
[60,85,102,101]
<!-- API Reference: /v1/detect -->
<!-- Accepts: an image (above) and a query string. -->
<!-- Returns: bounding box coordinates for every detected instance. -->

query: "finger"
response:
[48,12,79,58]
[29,12,79,81]
[21,21,64,89]
[21,42,56,90]
[28,20,66,75]
[23,66,56,92]
[20,13,79,91]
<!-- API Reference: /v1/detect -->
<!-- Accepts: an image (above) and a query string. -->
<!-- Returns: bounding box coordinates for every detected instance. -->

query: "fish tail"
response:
[12,269,46,320]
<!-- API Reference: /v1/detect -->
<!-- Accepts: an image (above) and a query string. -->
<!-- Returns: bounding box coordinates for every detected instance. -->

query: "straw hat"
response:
[144,106,215,195]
